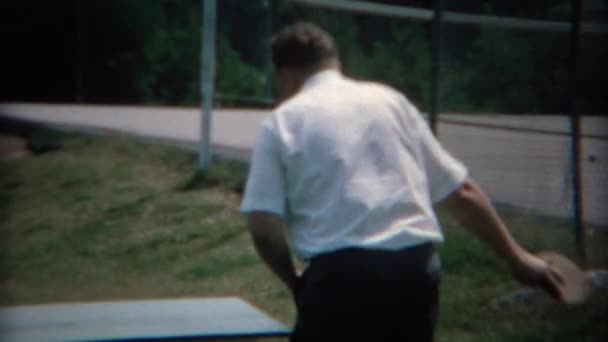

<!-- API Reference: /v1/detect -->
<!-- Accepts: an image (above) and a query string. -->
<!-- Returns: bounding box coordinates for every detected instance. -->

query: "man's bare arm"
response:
[246,211,298,294]
[438,177,564,299]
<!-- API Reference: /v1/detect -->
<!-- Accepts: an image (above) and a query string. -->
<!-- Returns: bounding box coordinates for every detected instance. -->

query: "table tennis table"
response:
[0,297,290,341]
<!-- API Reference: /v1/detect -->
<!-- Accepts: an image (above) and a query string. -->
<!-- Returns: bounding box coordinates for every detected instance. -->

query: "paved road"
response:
[1,103,606,228]
[439,118,607,229]
[0,103,266,160]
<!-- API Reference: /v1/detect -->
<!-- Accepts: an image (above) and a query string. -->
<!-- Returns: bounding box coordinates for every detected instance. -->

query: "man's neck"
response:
[297,65,340,88]
[277,63,340,101]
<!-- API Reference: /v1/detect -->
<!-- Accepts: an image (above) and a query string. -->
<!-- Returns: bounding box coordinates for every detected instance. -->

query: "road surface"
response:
[1,103,606,228]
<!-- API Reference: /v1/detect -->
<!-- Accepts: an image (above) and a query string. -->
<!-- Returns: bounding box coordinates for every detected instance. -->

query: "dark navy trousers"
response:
[291,243,441,342]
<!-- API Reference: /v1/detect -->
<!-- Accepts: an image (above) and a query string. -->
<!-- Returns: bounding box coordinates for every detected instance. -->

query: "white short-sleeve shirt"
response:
[241,70,467,260]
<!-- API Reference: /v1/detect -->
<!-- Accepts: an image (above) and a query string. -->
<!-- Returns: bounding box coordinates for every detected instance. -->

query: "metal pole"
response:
[263,0,274,107]
[199,0,216,170]
[293,0,608,34]
[429,0,444,135]
[569,0,585,265]
[75,0,84,102]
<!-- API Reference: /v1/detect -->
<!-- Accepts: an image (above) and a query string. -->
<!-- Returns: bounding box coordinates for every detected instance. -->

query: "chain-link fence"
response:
[2,0,606,254]
[229,0,607,263]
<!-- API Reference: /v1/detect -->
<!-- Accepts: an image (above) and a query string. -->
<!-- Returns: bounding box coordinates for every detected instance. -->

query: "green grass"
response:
[1,132,607,341]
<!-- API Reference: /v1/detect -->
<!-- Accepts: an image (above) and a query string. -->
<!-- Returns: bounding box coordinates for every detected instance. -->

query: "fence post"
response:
[264,0,275,107]
[75,0,85,102]
[568,0,586,265]
[429,0,444,135]
[199,0,216,170]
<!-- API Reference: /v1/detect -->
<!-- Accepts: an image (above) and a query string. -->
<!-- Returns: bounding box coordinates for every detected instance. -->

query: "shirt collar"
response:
[301,69,342,90]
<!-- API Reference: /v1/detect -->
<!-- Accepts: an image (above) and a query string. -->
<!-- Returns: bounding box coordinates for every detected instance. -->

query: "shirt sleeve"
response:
[410,103,468,203]
[240,118,287,217]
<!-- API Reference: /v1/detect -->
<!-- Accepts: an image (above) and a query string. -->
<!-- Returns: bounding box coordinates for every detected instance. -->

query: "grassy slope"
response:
[1,133,606,341]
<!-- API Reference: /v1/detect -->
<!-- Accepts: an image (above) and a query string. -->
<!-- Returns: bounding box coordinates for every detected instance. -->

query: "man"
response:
[241,22,563,341]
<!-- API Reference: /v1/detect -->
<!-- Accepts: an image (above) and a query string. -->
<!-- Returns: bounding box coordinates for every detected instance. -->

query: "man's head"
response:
[271,22,340,100]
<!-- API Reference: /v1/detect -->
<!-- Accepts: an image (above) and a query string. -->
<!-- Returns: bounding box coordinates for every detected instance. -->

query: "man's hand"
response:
[439,177,565,300]
[509,251,565,300]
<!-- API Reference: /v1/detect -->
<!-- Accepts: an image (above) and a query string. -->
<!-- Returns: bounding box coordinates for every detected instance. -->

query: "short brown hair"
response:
[271,22,339,71]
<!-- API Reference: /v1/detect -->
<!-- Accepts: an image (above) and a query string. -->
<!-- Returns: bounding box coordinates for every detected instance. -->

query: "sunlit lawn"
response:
[1,132,606,341]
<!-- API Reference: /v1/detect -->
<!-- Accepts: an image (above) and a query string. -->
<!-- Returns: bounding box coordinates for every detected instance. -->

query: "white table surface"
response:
[0,297,289,341]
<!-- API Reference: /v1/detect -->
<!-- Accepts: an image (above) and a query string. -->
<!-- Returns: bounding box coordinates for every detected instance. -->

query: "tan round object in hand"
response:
[537,251,590,304]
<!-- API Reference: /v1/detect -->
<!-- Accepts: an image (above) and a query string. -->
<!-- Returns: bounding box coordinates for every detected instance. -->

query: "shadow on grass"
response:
[0,116,85,155]
[177,254,258,281]
[175,157,248,194]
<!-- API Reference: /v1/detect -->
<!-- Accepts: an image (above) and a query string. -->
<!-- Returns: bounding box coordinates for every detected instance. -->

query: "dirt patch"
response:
[0,134,30,160]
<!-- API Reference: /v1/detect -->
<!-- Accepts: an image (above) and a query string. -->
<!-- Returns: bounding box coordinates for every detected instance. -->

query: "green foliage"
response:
[215,35,267,107]
[135,0,201,105]
[1,0,606,113]
[578,36,608,114]
[362,23,431,109]
[467,27,537,113]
